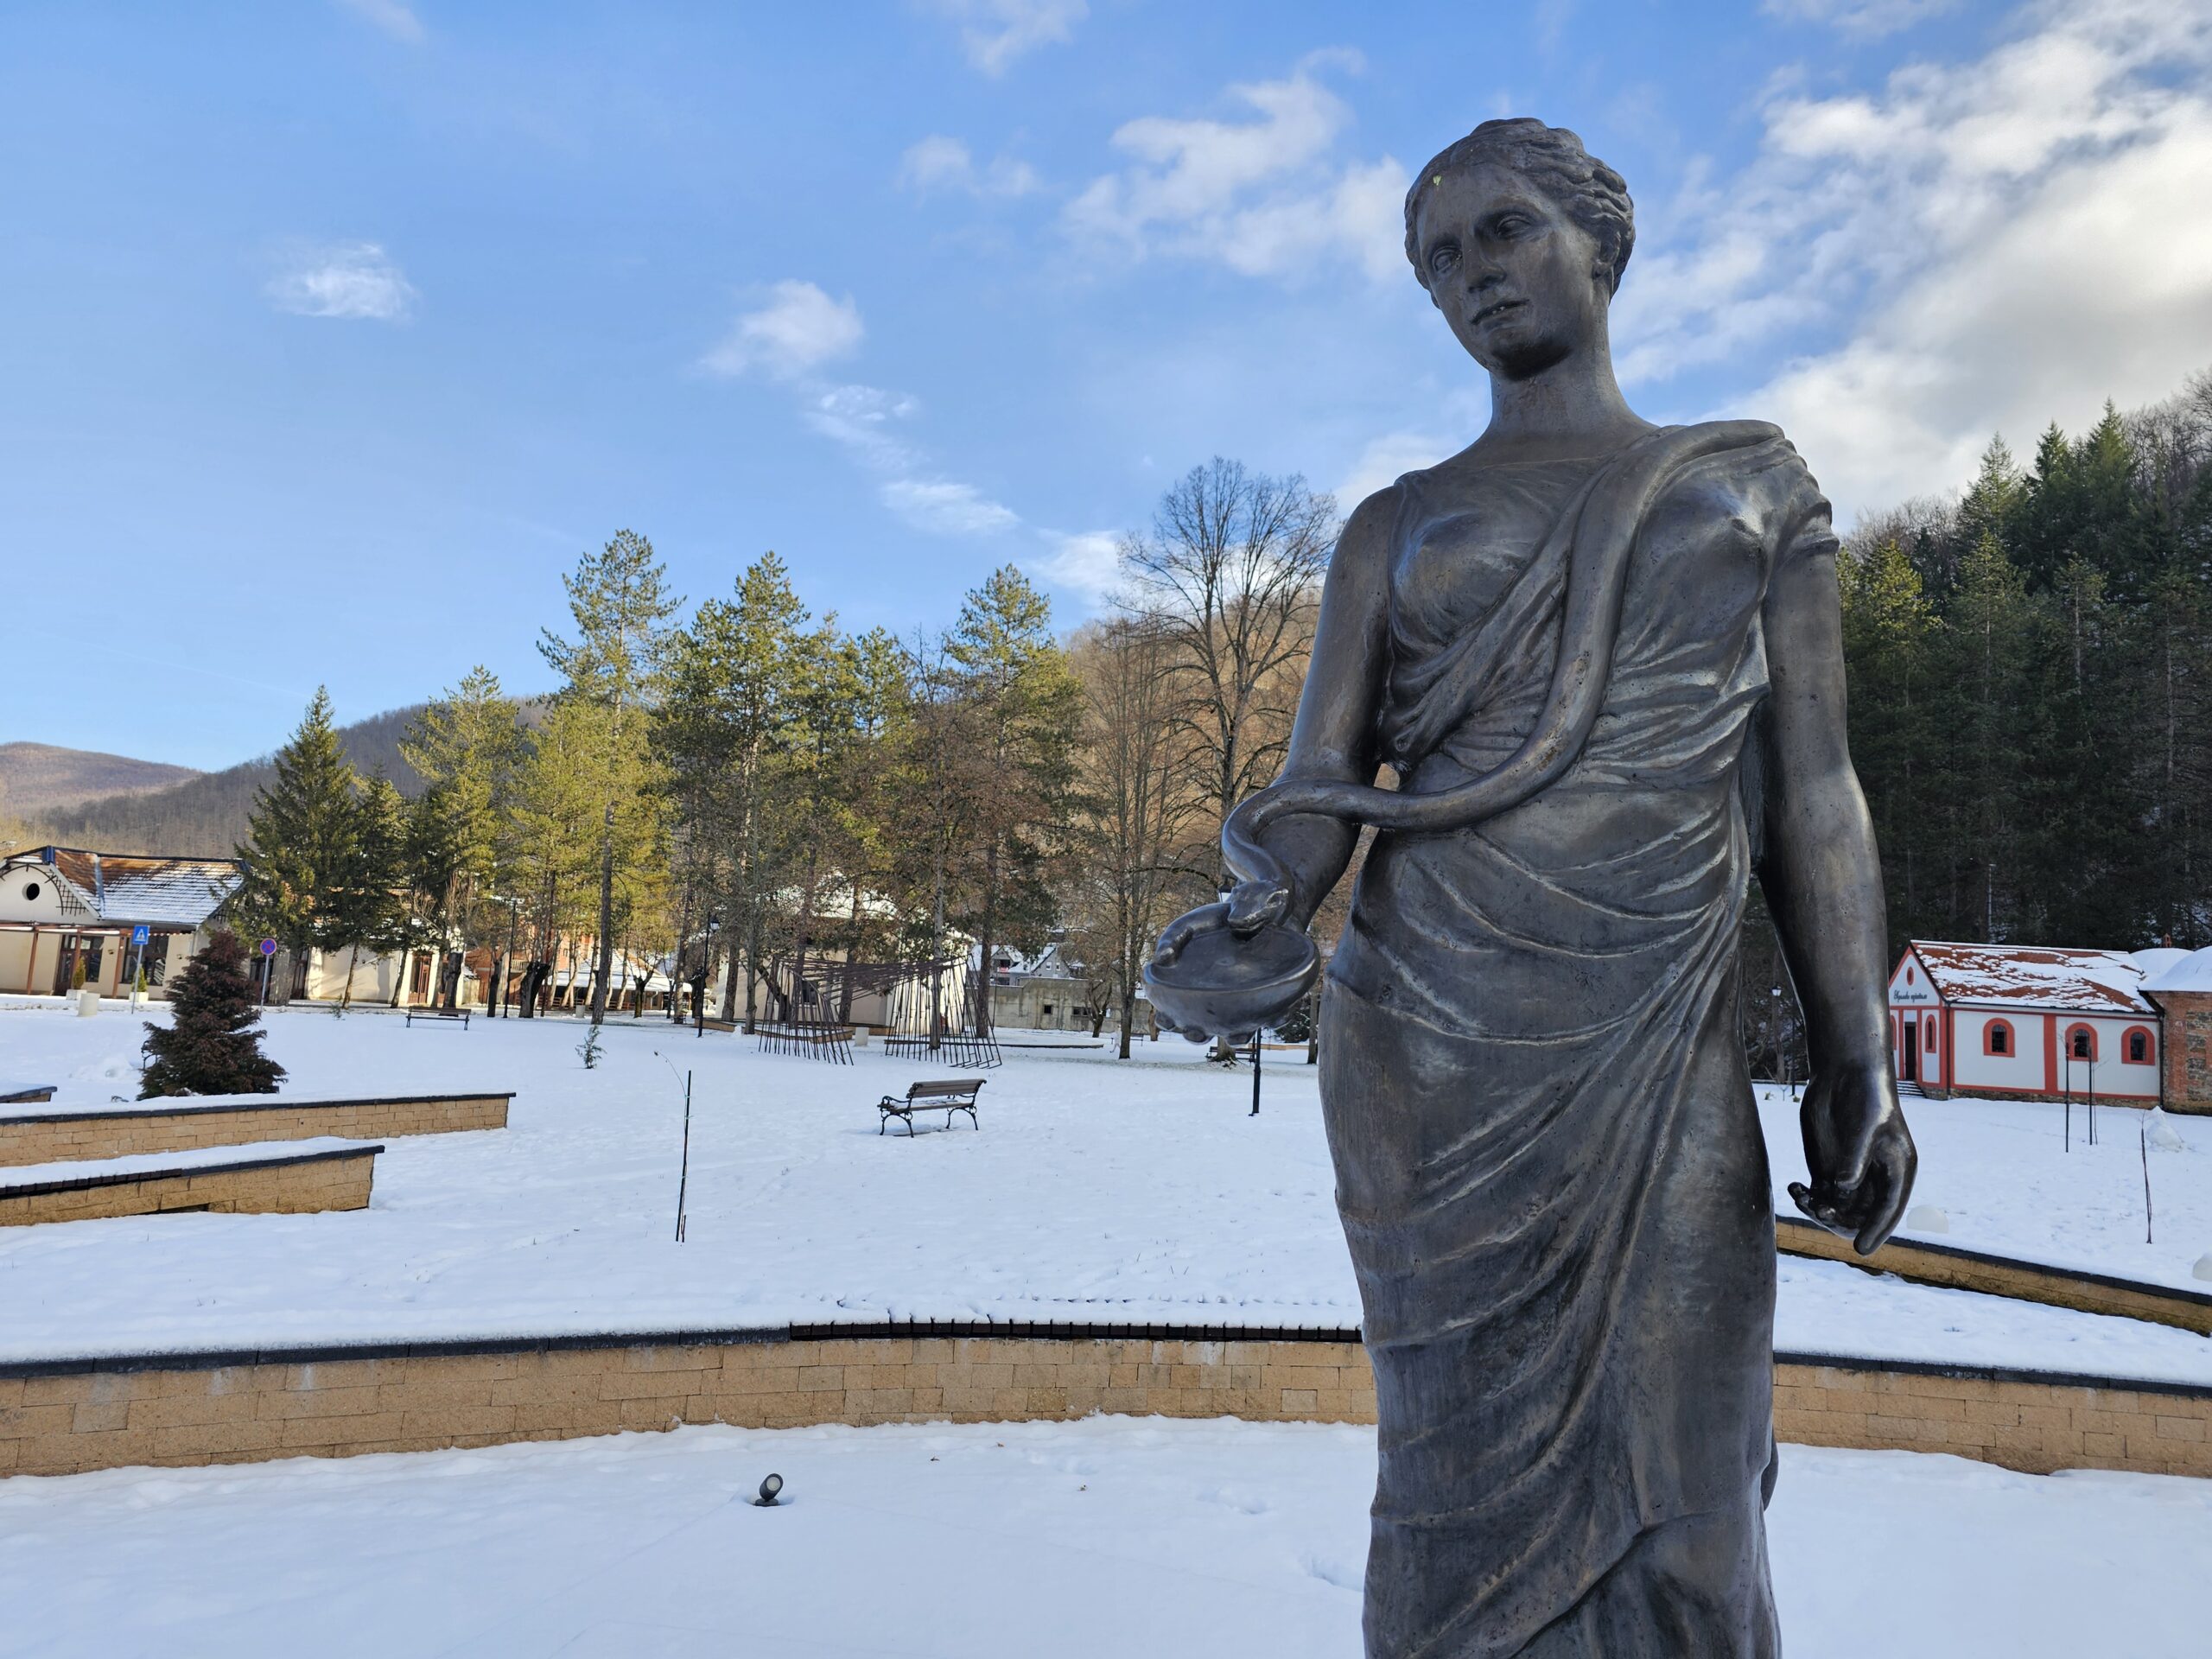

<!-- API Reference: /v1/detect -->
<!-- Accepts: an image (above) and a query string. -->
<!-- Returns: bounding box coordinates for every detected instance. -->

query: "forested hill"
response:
[20,706,430,858]
[0,743,202,817]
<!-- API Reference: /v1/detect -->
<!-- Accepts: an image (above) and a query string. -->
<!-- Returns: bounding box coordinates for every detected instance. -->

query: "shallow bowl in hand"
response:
[1142,909,1320,1043]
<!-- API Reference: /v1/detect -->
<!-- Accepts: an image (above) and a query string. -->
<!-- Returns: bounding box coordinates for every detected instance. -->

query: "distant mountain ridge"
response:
[11,707,432,858]
[0,742,202,816]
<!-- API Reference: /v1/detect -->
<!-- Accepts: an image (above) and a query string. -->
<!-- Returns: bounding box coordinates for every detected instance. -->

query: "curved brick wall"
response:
[3,1327,2205,1483]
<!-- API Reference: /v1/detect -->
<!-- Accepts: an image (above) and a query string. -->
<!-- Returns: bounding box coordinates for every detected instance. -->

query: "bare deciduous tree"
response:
[1118,458,1337,887]
[1066,616,1210,1057]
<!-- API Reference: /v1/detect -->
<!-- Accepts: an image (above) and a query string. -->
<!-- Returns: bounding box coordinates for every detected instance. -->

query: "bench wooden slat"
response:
[876,1077,985,1135]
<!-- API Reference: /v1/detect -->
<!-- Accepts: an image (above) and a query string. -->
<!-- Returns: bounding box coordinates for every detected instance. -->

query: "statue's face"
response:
[1414,161,1608,381]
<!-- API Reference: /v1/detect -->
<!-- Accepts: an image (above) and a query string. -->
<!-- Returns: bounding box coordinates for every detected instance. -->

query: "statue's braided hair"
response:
[1403,118,1635,296]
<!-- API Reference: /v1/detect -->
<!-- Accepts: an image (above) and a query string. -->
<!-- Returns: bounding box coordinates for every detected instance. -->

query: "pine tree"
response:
[402,666,525,1004]
[401,785,470,1005]
[232,688,361,995]
[938,567,1082,1034]
[538,531,680,1027]
[139,931,286,1097]
[333,767,409,1011]
[658,553,809,1024]
[1939,533,2039,941]
[1837,538,1936,955]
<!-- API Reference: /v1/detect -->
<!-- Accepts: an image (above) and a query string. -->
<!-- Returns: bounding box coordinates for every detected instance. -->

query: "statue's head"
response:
[1403,118,1634,381]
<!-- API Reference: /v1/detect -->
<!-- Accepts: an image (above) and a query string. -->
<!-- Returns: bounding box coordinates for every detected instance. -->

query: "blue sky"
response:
[5,0,2208,770]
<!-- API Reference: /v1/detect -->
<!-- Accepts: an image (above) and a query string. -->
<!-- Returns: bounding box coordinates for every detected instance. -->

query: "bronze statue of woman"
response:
[1146,118,1917,1656]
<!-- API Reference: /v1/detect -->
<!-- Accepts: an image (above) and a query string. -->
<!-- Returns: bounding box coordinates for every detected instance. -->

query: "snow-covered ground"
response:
[3,1417,2208,1659]
[1770,1084,2210,1292]
[4,1004,2211,1382]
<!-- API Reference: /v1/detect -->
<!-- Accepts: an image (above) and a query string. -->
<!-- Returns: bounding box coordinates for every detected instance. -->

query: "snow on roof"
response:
[2131,947,2190,981]
[5,847,242,929]
[1907,941,2153,1014]
[91,856,242,927]
[2141,945,2212,996]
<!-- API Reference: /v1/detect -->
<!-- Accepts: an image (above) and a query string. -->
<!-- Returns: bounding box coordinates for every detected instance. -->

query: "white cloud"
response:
[702,293,1020,539]
[804,382,922,473]
[882,479,1021,536]
[1613,0,2212,516]
[265,242,417,321]
[897,135,1041,197]
[336,0,424,44]
[1333,431,1454,509]
[899,136,975,193]
[701,281,864,380]
[1762,0,1956,38]
[928,0,1085,76]
[1034,529,1126,602]
[1065,53,1408,283]
[791,382,1020,537]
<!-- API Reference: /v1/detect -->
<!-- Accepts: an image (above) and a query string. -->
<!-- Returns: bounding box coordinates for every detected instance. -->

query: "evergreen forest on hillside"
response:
[1840,372,2212,955]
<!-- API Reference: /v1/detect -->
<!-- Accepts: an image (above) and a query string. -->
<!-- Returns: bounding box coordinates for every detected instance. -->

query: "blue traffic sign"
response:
[130,925,149,946]
[258,938,277,957]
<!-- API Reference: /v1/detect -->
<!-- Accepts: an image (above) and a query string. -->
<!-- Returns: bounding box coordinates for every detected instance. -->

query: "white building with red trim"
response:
[1887,941,2164,1103]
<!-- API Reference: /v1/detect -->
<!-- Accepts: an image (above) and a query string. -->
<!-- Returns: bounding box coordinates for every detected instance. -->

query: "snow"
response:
[2131,945,2190,982]
[0,1084,494,1121]
[1756,1084,2212,1295]
[1905,941,2152,1012]
[2140,944,2212,995]
[2,1418,2207,1658]
[0,1138,378,1191]
[3,1007,2212,1384]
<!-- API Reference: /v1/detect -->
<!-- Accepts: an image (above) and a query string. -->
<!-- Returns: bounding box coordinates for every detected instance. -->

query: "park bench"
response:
[877,1077,985,1135]
[0,1083,58,1105]
[404,1007,471,1029]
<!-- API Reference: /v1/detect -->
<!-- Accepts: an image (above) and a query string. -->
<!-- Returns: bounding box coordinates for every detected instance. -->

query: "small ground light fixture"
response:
[753,1472,784,1507]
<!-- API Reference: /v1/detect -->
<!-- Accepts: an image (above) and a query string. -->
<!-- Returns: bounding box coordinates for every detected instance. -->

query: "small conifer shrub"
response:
[139,930,286,1098]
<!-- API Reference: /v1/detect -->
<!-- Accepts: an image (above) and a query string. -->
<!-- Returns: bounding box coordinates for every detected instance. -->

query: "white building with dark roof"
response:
[1886,941,2164,1103]
[0,846,243,998]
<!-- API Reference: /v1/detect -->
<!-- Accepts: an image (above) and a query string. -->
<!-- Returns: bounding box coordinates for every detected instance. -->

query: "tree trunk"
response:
[839,884,865,1021]
[929,848,947,1048]
[976,842,997,1038]
[720,924,742,1023]
[589,801,616,1025]
[742,914,764,1030]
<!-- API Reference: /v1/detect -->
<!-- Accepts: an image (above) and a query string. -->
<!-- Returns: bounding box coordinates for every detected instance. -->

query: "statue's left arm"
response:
[1755,492,1917,1255]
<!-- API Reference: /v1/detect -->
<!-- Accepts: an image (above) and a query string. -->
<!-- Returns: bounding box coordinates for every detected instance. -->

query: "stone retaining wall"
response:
[0,1146,380,1227]
[4,1328,2206,1483]
[1775,1216,2212,1336]
[0,1092,509,1167]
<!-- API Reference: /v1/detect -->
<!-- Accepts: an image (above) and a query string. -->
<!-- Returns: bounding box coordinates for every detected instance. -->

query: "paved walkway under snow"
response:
[4,1419,2209,1657]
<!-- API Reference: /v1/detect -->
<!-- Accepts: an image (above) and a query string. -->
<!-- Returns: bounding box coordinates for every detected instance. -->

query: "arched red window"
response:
[2124,1025,2155,1065]
[2065,1024,2098,1062]
[1984,1019,2013,1057]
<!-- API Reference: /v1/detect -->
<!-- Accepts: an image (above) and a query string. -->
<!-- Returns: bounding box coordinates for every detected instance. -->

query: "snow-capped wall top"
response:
[1907,941,2154,1014]
[2141,946,2212,997]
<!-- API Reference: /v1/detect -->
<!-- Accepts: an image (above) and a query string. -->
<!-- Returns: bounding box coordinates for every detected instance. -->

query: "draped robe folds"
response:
[1320,429,1840,1658]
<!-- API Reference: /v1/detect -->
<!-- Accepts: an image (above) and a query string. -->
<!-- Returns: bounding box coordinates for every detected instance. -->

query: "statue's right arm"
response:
[1241,485,1395,932]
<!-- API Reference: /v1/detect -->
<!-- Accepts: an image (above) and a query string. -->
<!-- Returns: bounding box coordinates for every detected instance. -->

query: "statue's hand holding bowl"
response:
[1144,880,1318,1046]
